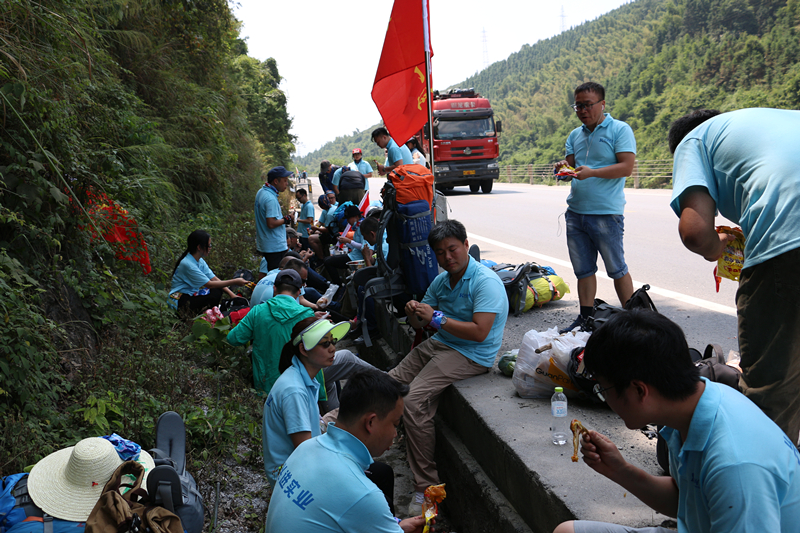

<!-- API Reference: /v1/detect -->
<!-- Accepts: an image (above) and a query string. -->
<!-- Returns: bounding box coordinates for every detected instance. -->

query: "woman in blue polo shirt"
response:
[168,230,248,313]
[262,318,351,482]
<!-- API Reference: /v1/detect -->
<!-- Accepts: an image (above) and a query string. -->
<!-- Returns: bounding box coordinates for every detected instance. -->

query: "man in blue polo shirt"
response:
[255,166,292,272]
[667,108,800,446]
[265,370,424,532]
[554,82,636,333]
[295,188,315,250]
[389,219,508,516]
[372,127,413,176]
[553,310,800,533]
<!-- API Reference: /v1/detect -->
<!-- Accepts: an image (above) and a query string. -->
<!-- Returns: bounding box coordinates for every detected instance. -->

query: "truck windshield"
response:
[435,117,495,140]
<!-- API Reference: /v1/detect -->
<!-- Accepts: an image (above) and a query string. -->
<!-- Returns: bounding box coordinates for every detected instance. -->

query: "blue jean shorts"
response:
[565,210,629,280]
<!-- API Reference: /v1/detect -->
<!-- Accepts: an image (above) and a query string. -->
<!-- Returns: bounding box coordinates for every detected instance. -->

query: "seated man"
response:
[265,369,425,533]
[388,219,508,516]
[251,257,322,309]
[554,310,800,533]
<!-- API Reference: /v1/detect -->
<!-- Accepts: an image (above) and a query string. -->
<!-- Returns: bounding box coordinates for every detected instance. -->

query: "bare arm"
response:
[333,185,340,195]
[205,277,248,290]
[289,431,312,449]
[574,152,635,180]
[581,430,679,517]
[266,217,284,229]
[405,301,496,342]
[677,186,735,261]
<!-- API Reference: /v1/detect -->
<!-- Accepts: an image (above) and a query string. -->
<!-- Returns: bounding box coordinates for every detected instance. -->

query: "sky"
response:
[233,0,633,157]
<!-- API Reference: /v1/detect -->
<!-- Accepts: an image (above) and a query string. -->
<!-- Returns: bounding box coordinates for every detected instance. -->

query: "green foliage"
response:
[298,0,800,174]
[0,0,285,479]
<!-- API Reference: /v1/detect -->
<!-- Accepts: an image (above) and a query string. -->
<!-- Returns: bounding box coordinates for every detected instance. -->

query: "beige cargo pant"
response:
[389,337,489,492]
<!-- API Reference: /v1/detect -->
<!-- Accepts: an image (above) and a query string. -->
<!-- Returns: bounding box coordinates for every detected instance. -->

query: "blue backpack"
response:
[0,474,84,533]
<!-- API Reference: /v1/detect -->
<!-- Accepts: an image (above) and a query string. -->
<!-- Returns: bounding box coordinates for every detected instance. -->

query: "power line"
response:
[482,27,489,70]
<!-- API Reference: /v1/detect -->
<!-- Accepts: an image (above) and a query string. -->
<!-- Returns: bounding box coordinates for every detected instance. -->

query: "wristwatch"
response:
[439,314,448,327]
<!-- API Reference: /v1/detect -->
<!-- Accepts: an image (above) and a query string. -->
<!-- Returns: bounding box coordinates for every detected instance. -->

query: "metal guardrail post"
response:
[633,160,640,189]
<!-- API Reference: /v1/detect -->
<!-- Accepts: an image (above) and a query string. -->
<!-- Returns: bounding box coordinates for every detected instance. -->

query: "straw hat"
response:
[27,437,155,522]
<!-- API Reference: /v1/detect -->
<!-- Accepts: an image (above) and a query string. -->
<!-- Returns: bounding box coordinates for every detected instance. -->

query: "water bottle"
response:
[551,386,569,445]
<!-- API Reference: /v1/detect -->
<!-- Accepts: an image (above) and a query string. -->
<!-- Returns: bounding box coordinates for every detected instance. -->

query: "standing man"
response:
[255,166,292,272]
[553,310,800,533]
[295,188,315,250]
[319,160,338,192]
[554,82,636,333]
[389,220,508,516]
[668,108,800,446]
[333,148,374,205]
[372,127,413,176]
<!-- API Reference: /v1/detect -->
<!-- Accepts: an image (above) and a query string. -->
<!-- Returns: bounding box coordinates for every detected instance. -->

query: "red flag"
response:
[371,0,433,145]
[357,190,370,216]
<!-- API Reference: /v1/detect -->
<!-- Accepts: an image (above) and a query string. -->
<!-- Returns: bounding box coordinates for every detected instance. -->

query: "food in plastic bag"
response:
[512,328,591,399]
[423,484,446,533]
[714,226,745,292]
[498,350,518,377]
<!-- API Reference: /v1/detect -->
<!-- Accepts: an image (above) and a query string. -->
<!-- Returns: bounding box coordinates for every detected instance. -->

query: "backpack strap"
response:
[42,513,53,533]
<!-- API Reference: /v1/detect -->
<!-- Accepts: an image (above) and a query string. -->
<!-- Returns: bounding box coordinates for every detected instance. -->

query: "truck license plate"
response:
[463,170,476,175]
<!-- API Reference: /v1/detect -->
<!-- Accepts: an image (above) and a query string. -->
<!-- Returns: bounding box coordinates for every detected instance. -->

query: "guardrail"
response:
[499,159,674,189]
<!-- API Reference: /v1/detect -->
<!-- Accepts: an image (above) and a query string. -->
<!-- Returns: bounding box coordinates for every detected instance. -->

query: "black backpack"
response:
[585,284,657,331]
[490,263,541,317]
[338,170,366,190]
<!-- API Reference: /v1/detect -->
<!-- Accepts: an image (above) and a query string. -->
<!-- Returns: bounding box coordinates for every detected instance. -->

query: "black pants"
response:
[178,288,224,315]
[261,250,287,272]
[365,461,395,515]
[324,254,352,286]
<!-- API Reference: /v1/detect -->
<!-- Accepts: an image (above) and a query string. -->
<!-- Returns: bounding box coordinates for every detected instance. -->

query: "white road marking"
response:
[467,232,738,317]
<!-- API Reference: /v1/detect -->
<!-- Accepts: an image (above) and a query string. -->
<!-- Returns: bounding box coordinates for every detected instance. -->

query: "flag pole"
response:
[423,0,435,196]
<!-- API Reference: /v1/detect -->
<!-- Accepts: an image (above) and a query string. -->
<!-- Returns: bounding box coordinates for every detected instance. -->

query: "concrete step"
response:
[356,304,673,533]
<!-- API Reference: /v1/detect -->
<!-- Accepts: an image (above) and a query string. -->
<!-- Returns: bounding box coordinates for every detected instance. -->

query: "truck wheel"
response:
[480,179,493,193]
[469,183,480,193]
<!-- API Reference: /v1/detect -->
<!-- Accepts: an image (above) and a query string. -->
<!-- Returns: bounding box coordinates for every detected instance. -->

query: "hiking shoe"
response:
[559,314,587,334]
[406,491,425,517]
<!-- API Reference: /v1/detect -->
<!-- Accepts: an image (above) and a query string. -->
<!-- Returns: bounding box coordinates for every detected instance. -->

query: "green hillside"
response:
[295,0,800,181]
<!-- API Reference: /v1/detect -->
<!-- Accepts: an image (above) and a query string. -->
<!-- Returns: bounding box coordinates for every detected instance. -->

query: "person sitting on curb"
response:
[388,219,508,516]
[554,310,800,533]
[168,229,248,314]
[265,369,425,533]
[323,204,366,286]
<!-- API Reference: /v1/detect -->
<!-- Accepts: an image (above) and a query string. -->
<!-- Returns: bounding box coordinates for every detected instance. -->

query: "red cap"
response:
[352,148,362,154]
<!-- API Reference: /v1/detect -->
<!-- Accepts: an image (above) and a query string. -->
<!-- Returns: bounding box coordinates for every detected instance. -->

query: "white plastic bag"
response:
[316,284,339,309]
[512,328,588,399]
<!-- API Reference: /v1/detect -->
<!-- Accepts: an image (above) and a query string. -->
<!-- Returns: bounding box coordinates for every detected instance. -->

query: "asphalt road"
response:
[309,177,742,355]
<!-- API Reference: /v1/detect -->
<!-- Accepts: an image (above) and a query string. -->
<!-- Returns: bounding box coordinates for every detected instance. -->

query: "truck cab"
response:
[419,88,501,194]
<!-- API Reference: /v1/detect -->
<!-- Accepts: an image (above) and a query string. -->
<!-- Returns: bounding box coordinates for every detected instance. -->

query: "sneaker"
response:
[559,314,587,334]
[406,491,425,517]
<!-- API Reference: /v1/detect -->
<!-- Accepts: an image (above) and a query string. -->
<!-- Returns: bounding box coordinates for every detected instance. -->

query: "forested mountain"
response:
[295,0,800,169]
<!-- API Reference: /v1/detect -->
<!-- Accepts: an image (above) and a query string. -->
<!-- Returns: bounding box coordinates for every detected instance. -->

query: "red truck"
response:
[416,88,502,194]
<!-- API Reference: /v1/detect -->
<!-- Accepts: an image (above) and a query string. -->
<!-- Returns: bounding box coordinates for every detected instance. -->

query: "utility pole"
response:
[482,28,489,71]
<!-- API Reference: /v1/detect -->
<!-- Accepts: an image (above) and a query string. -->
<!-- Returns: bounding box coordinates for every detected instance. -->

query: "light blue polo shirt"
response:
[262,355,320,483]
[564,113,636,215]
[251,268,304,306]
[386,138,414,166]
[661,379,800,533]
[297,200,315,238]
[169,254,214,296]
[254,184,287,253]
[265,424,403,532]
[422,256,508,367]
[670,108,800,269]
[346,222,366,261]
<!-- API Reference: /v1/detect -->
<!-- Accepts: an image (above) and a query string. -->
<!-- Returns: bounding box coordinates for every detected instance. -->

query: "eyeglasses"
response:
[571,101,601,112]
[592,383,614,402]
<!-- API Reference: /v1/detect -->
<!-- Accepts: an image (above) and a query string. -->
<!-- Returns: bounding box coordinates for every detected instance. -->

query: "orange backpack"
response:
[387,164,434,207]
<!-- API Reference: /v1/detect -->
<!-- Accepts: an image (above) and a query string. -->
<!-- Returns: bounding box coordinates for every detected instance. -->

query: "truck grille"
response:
[450,146,484,157]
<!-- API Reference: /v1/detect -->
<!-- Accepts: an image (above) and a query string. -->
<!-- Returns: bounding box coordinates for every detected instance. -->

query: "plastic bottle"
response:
[551,386,569,445]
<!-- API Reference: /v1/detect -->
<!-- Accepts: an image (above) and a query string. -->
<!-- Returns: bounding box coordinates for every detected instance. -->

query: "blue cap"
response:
[267,166,293,182]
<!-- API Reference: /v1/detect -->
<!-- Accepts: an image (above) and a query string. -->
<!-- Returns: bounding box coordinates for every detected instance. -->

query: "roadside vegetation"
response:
[0,0,291,504]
